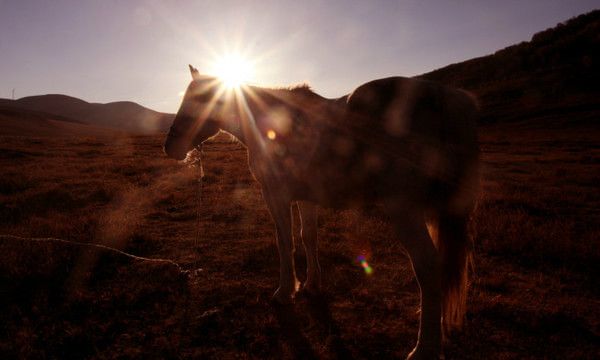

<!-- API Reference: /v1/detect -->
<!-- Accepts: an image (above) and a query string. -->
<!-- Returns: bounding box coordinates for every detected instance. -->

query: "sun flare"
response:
[211,53,254,89]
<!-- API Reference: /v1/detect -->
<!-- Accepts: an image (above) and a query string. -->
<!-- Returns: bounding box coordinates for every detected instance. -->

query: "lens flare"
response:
[357,255,373,275]
[211,52,254,89]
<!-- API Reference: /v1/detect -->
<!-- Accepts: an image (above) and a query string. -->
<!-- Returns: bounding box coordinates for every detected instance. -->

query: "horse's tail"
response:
[434,210,473,335]
[433,87,478,334]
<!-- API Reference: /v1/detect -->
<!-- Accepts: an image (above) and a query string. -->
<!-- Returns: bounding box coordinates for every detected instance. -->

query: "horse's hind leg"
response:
[389,205,442,359]
[297,201,321,295]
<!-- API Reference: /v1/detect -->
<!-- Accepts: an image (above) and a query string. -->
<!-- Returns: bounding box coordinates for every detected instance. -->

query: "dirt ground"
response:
[0,118,598,359]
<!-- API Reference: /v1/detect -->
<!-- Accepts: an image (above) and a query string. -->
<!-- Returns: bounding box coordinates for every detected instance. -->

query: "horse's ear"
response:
[189,64,200,80]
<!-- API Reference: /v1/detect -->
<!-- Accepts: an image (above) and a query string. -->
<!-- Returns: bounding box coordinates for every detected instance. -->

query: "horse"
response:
[164,65,479,359]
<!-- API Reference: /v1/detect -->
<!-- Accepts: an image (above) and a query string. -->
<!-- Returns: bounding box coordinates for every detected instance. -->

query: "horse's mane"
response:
[250,83,325,106]
[238,83,328,137]
[285,83,313,92]
[261,83,315,96]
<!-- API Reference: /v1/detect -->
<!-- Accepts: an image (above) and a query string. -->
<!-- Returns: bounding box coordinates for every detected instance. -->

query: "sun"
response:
[211,53,255,89]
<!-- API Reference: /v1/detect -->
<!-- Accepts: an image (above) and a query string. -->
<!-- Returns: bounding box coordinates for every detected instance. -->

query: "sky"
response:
[0,0,597,113]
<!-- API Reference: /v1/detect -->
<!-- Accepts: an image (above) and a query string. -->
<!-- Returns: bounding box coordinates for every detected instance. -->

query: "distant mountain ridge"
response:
[420,10,600,124]
[0,94,174,134]
[0,105,122,138]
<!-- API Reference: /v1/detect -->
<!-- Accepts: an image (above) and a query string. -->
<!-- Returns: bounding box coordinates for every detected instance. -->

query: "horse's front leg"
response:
[297,201,321,295]
[262,186,299,304]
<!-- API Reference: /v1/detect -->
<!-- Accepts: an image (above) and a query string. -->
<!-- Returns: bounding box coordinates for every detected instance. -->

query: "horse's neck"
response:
[219,95,264,150]
[220,114,245,144]
[220,87,277,149]
[221,86,328,156]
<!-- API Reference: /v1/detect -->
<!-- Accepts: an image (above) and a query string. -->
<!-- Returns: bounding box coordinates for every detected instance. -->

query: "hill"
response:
[420,10,600,124]
[0,94,174,134]
[0,106,122,138]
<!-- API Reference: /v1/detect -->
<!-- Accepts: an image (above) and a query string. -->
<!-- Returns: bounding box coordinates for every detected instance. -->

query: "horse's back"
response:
[346,77,477,146]
[345,77,479,210]
[305,77,478,210]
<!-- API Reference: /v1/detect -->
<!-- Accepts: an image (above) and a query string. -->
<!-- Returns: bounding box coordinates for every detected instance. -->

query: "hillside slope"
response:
[0,95,174,134]
[0,106,121,138]
[420,10,600,124]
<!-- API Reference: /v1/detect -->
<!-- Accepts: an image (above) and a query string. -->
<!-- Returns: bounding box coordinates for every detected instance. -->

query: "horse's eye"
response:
[194,93,212,103]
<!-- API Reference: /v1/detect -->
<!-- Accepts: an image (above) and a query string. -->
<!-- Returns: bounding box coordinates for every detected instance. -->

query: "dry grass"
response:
[0,121,598,359]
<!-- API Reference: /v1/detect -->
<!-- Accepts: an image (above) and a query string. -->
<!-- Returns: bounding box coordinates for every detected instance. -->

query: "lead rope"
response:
[0,235,185,273]
[192,145,204,248]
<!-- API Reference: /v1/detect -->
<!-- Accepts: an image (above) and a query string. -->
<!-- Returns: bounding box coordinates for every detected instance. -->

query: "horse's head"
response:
[164,65,224,160]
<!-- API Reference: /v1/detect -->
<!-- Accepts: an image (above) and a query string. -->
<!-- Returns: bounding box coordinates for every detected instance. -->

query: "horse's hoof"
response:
[271,288,295,305]
[298,283,321,298]
[406,346,441,360]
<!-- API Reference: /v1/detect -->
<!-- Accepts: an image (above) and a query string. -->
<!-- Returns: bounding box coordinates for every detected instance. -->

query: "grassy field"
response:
[0,119,598,359]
